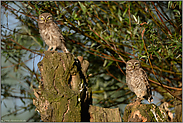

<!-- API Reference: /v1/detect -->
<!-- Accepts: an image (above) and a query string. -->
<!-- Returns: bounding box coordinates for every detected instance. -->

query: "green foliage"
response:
[1,1,182,121]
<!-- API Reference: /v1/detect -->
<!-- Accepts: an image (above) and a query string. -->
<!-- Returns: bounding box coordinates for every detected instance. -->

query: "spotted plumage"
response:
[126,59,153,103]
[38,13,69,53]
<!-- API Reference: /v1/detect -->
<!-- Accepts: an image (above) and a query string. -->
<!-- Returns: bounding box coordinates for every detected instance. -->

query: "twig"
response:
[141,23,182,101]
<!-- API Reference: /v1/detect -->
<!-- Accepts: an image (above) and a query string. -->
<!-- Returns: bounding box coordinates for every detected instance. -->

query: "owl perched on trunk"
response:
[126,59,153,103]
[38,13,69,53]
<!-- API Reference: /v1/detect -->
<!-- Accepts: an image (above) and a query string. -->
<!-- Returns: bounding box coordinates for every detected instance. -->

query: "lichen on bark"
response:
[33,51,91,122]
[123,101,171,122]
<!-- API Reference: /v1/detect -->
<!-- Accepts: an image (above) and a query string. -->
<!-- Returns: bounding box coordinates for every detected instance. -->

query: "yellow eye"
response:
[135,63,139,66]
[40,17,44,20]
[128,64,131,66]
[48,17,51,19]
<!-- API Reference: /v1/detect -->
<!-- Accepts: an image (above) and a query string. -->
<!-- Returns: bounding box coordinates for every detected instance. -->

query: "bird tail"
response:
[61,44,69,53]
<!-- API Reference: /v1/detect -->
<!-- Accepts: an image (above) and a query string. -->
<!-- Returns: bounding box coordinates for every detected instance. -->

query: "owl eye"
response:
[128,64,131,66]
[47,17,51,19]
[40,17,44,20]
[135,63,139,66]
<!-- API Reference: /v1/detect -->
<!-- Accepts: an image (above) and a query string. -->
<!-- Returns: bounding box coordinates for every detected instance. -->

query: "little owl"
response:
[38,13,69,53]
[126,59,153,103]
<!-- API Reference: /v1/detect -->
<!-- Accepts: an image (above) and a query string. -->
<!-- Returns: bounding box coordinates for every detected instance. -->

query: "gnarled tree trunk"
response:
[33,52,91,122]
[33,52,122,122]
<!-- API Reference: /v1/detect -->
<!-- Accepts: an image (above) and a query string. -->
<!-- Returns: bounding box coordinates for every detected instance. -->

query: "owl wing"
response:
[126,72,135,92]
[52,22,65,43]
[52,22,69,53]
[139,68,153,102]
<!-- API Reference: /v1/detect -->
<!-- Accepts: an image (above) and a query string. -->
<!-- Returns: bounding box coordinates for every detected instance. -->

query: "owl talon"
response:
[126,59,153,104]
[47,47,52,51]
[38,13,69,53]
[135,97,143,102]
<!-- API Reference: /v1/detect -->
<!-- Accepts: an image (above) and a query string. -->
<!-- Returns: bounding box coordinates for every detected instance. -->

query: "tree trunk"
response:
[123,101,173,122]
[33,52,123,122]
[33,51,91,122]
[33,52,173,122]
[89,105,121,122]
[174,99,182,122]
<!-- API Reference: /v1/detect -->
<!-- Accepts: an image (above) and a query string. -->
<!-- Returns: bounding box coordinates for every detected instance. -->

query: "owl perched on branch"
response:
[126,59,153,103]
[38,13,69,53]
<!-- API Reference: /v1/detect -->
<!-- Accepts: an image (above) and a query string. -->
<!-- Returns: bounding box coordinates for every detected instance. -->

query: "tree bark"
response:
[33,52,174,122]
[174,99,182,122]
[123,101,173,122]
[33,51,91,122]
[33,52,123,122]
[89,105,121,122]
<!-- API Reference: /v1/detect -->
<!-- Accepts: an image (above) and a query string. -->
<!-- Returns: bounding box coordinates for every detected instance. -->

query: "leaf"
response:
[105,61,113,69]
[118,16,123,22]
[123,6,128,17]
[173,10,180,15]
[137,16,140,24]
[103,59,107,67]
[168,1,172,9]
[133,27,138,35]
[127,30,131,35]
[154,51,161,61]
[79,2,87,14]
[91,43,96,48]
[140,55,147,59]
[179,1,182,9]
[17,35,22,43]
[141,40,144,50]
[133,15,137,23]
[78,20,80,26]
[173,45,181,53]
[72,10,77,19]
[35,4,38,10]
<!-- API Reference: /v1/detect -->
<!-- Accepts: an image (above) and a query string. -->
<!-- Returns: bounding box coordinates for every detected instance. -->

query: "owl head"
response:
[38,13,53,24]
[126,59,141,71]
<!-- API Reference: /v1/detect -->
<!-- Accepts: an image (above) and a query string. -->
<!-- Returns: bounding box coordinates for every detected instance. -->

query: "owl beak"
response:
[132,66,135,69]
[45,20,47,22]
